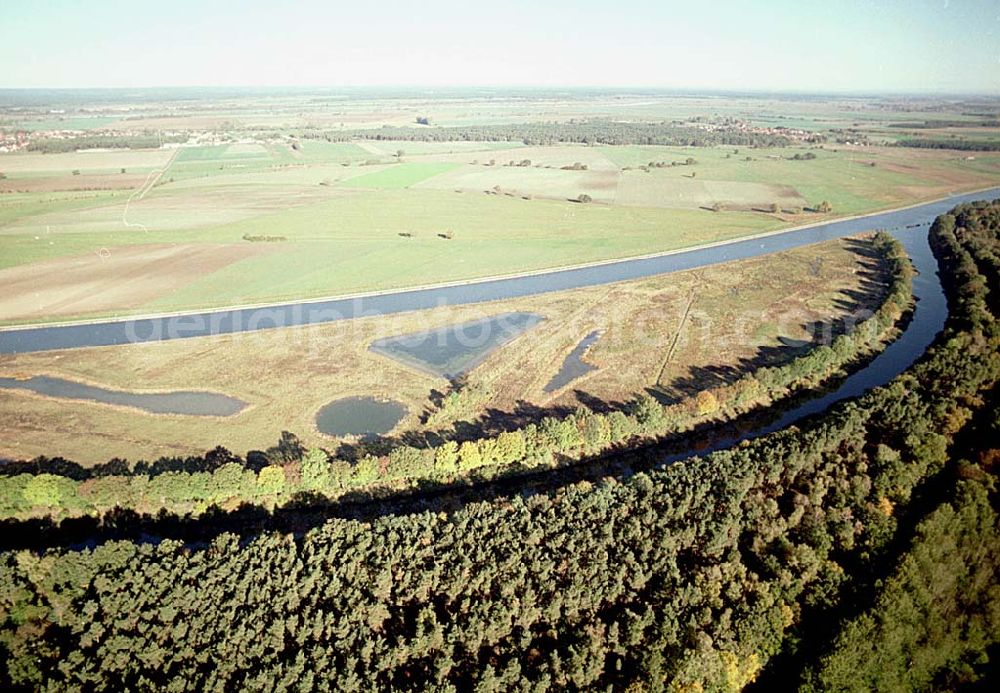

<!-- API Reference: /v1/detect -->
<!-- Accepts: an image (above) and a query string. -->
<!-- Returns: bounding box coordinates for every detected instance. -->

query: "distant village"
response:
[1,108,855,154]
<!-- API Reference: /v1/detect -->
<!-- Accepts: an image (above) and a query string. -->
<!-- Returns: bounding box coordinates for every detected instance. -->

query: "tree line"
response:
[305,120,793,148]
[24,133,187,153]
[888,119,1000,129]
[895,138,1000,152]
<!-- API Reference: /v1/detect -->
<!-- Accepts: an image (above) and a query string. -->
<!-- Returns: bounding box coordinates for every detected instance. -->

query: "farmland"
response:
[340,161,460,189]
[0,131,997,325]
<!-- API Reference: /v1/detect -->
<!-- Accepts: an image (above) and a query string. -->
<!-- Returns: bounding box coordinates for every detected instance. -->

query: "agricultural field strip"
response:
[2,187,994,335]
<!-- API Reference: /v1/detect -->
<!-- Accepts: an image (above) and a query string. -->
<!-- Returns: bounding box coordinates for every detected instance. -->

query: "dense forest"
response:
[308,120,793,148]
[0,205,998,690]
[23,133,187,153]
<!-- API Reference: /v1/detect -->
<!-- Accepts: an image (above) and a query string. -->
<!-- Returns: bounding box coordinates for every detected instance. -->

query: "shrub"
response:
[257,466,286,496]
[695,390,719,416]
[22,474,76,508]
[457,441,482,470]
[434,441,459,473]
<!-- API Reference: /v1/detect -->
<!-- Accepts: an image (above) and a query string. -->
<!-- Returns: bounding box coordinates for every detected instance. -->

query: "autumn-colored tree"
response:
[695,390,720,416]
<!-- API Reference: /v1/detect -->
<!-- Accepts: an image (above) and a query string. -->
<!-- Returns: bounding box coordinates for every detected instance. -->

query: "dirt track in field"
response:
[0,243,276,321]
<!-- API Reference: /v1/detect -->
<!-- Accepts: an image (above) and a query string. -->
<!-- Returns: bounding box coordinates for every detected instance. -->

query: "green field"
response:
[339,162,460,188]
[1,135,998,324]
[162,143,296,181]
[0,190,125,231]
[142,191,786,311]
[293,140,371,161]
[600,145,941,214]
[174,145,265,162]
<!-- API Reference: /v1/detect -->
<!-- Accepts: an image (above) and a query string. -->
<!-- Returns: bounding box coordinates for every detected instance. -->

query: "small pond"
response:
[0,375,247,416]
[544,330,602,393]
[369,311,544,378]
[315,396,407,439]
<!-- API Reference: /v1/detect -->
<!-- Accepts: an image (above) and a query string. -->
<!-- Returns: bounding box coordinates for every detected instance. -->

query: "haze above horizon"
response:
[2,0,999,94]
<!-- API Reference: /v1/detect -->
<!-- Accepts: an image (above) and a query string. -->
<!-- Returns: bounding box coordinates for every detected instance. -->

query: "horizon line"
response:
[1,84,999,99]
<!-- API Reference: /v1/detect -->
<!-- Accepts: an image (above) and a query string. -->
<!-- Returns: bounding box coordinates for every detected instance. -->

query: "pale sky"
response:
[2,0,998,93]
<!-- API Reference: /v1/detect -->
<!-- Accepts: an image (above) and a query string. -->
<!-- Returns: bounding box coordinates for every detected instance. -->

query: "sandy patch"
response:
[354,141,389,156]
[224,143,269,157]
[1,183,348,235]
[0,173,148,193]
[416,165,621,203]
[616,172,807,210]
[410,145,620,171]
[0,149,174,174]
[0,243,277,321]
